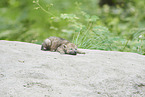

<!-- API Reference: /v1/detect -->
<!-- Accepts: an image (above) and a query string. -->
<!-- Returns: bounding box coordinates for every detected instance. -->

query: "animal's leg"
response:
[41,39,51,50]
[56,47,65,54]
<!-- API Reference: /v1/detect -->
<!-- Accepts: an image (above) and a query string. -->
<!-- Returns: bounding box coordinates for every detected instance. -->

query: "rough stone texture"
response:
[0,40,145,97]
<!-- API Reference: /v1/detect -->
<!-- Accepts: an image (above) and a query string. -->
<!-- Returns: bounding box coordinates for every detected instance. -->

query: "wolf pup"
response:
[41,36,85,55]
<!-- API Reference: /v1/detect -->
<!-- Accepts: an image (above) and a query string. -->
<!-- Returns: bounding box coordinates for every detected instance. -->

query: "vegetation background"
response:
[0,0,145,55]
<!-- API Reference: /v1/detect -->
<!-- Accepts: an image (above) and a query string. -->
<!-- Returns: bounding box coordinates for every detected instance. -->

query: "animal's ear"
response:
[62,44,67,48]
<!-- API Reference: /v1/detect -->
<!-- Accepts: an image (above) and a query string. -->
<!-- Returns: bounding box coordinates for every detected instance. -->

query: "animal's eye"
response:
[70,48,73,50]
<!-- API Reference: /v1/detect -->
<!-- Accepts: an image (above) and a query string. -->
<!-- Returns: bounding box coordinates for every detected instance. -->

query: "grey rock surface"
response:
[0,40,145,97]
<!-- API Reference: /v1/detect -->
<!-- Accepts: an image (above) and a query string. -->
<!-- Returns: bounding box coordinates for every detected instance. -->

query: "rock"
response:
[0,40,145,97]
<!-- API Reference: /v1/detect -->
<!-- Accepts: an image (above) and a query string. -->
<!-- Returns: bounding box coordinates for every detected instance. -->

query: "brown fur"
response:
[41,36,85,55]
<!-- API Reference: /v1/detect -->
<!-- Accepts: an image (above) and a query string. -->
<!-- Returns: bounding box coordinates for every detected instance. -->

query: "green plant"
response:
[0,0,144,55]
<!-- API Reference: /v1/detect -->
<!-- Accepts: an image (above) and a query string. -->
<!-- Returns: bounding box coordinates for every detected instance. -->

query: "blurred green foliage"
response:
[0,0,145,55]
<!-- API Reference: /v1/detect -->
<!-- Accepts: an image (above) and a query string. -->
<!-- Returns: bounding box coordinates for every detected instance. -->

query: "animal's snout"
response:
[69,50,77,55]
[73,50,77,54]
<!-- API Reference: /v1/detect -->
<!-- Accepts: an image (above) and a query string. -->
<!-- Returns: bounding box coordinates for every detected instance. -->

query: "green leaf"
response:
[90,15,99,22]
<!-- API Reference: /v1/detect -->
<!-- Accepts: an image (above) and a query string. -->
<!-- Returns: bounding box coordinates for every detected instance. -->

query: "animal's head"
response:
[62,43,77,55]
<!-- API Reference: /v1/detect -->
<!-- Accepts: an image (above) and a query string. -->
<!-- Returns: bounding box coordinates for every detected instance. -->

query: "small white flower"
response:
[139,35,142,38]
